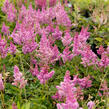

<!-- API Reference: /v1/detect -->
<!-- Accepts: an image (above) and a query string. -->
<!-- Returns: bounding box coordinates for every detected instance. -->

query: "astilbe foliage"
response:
[12,65,27,89]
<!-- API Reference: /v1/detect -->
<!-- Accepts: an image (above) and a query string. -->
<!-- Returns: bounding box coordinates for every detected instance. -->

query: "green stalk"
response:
[1,91,5,109]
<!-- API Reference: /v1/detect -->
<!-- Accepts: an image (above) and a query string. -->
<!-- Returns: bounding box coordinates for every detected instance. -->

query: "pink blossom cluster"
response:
[0,36,8,58]
[97,46,109,68]
[9,42,16,54]
[72,27,109,68]
[36,34,60,65]
[2,0,17,22]
[1,23,10,36]
[12,65,27,89]
[52,71,92,109]
[35,0,57,8]
[31,64,55,84]
[0,74,4,91]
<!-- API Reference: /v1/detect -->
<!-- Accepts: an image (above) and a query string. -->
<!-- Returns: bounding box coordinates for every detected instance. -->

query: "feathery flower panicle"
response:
[61,47,73,63]
[9,42,16,54]
[0,74,4,91]
[87,101,95,109]
[37,67,55,84]
[97,45,104,55]
[0,36,8,58]
[31,64,39,76]
[52,27,62,40]
[1,23,10,36]
[2,0,10,13]
[78,76,92,89]
[99,80,109,96]
[2,0,17,22]
[22,40,38,54]
[12,102,17,109]
[35,0,47,8]
[56,71,79,109]
[55,3,71,27]
[53,71,92,109]
[80,44,98,67]
[49,0,57,7]
[61,32,73,47]
[7,4,17,22]
[12,66,27,89]
[37,34,60,65]
[73,27,90,56]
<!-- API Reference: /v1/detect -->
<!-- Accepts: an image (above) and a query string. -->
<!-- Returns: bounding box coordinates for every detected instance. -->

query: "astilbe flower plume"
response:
[1,23,10,35]
[9,42,16,54]
[97,46,109,68]
[73,27,98,67]
[12,65,27,89]
[55,3,72,27]
[99,80,109,96]
[61,32,73,47]
[87,101,95,109]
[55,71,79,109]
[53,71,92,109]
[31,65,54,84]
[12,102,18,109]
[0,74,4,91]
[0,36,8,58]
[2,0,17,22]
[72,27,90,56]
[61,47,73,63]
[52,26,62,40]
[35,0,47,8]
[36,34,60,65]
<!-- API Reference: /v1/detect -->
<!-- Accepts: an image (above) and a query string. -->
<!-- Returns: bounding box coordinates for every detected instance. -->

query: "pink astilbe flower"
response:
[2,0,10,13]
[1,23,10,35]
[97,45,104,55]
[37,34,60,65]
[31,64,39,76]
[12,102,17,109]
[87,101,95,109]
[0,36,8,58]
[22,41,38,54]
[11,22,38,54]
[55,3,71,27]
[9,42,16,54]
[52,27,62,40]
[37,67,55,84]
[35,0,47,8]
[73,27,90,56]
[56,71,79,109]
[81,44,98,67]
[49,0,57,7]
[2,0,17,22]
[99,80,109,96]
[78,75,92,89]
[61,32,73,46]
[12,66,27,89]
[61,47,73,63]
[53,71,92,109]
[0,74,4,91]
[7,4,17,22]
